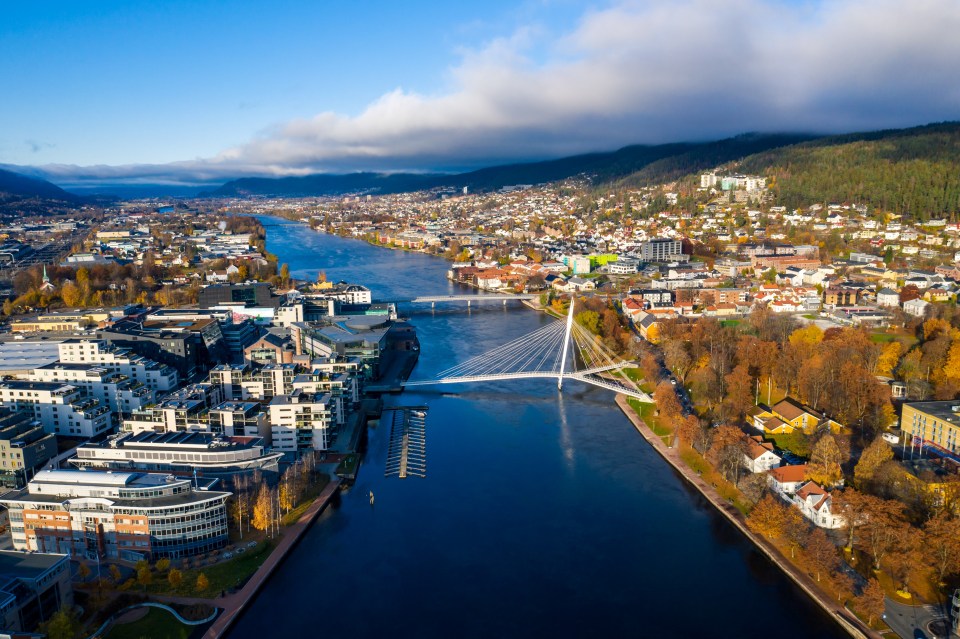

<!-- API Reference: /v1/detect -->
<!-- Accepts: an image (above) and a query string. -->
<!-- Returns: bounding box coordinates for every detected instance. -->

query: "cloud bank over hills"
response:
[16,0,960,187]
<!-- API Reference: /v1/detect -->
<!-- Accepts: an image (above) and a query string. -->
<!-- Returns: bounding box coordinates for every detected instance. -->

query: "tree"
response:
[677,414,702,448]
[805,527,839,582]
[806,434,844,487]
[899,284,921,304]
[280,263,290,285]
[709,425,748,483]
[783,506,808,559]
[279,470,296,513]
[60,282,83,307]
[874,341,902,377]
[196,572,210,592]
[575,310,600,335]
[855,578,886,626]
[854,436,894,488]
[832,571,855,603]
[76,562,90,581]
[168,568,183,589]
[833,488,870,550]
[747,494,787,539]
[722,363,754,421]
[155,558,170,573]
[663,340,693,383]
[923,511,960,585]
[136,565,152,591]
[109,564,122,583]
[654,382,682,424]
[252,484,272,532]
[858,495,908,570]
[38,607,81,639]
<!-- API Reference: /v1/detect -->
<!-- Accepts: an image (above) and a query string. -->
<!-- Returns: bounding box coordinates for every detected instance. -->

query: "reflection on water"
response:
[229,218,844,639]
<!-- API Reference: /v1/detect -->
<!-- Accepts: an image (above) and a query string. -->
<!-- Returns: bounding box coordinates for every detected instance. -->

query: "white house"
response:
[792,481,845,529]
[903,298,930,317]
[876,288,900,308]
[742,437,782,473]
[767,464,809,497]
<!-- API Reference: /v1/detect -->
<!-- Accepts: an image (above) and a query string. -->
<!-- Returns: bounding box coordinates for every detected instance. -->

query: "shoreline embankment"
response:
[204,478,342,638]
[614,395,876,639]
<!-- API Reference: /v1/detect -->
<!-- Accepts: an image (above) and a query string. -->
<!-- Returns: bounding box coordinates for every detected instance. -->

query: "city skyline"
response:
[3,0,960,187]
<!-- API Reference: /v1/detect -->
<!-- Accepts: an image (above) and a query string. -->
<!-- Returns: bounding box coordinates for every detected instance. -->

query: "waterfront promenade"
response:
[203,478,342,639]
[614,395,877,639]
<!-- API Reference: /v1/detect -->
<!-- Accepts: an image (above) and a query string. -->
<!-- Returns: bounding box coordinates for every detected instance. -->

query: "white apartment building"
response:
[57,339,178,393]
[268,390,333,453]
[23,362,155,414]
[0,381,110,437]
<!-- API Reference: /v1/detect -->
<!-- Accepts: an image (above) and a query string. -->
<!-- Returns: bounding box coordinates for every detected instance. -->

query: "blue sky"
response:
[2,0,960,185]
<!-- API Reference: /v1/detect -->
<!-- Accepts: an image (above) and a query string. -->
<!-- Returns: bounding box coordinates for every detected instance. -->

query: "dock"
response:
[384,406,427,479]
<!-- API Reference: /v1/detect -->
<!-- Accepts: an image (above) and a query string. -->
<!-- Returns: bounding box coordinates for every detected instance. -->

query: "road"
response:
[883,598,950,639]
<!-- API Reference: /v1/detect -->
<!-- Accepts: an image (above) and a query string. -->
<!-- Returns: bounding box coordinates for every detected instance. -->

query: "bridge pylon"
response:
[557,297,575,391]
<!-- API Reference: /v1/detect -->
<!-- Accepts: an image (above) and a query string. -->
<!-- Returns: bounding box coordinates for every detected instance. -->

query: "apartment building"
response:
[268,390,334,453]
[24,363,154,414]
[0,469,230,560]
[57,339,178,393]
[0,551,73,633]
[0,408,56,488]
[0,381,110,438]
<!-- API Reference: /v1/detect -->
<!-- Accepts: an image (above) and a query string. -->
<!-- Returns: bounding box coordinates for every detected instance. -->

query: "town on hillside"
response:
[0,162,959,636]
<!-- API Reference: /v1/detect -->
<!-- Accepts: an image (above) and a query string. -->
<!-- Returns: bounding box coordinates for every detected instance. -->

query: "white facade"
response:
[24,363,155,414]
[0,381,110,437]
[57,340,178,393]
[903,298,930,317]
[792,481,845,529]
[268,390,333,452]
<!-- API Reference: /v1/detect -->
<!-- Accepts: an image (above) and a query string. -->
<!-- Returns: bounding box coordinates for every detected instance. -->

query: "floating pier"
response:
[384,406,427,479]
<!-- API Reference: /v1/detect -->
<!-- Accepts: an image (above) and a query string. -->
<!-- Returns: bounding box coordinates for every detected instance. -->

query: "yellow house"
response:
[749,397,843,435]
[771,397,843,434]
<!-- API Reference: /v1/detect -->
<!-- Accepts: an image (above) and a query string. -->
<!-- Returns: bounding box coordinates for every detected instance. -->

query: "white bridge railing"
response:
[400,298,652,403]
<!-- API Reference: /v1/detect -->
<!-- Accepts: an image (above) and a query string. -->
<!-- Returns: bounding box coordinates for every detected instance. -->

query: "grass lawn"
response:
[802,314,818,320]
[767,432,812,457]
[623,367,642,382]
[107,607,190,639]
[869,332,897,343]
[281,475,330,526]
[627,397,673,438]
[147,540,274,598]
[719,319,741,328]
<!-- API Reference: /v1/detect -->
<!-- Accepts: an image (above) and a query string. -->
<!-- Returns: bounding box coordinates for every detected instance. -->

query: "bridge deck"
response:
[381,294,538,304]
[402,372,652,402]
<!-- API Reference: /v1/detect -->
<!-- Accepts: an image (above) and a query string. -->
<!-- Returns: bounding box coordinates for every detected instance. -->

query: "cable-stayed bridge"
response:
[402,300,653,402]
[379,294,538,306]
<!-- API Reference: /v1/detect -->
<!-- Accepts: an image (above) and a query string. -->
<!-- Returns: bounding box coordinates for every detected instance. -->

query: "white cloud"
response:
[22,0,960,184]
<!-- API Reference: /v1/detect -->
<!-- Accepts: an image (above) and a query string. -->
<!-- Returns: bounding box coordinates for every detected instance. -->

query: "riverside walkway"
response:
[204,478,342,638]
[614,395,876,639]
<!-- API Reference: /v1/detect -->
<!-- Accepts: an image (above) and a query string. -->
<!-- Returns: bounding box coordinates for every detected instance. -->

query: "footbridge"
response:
[401,300,653,402]
[384,294,538,307]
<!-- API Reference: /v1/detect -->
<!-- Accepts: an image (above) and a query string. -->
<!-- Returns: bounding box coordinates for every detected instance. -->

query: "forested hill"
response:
[207,133,813,197]
[733,122,960,220]
[0,168,80,204]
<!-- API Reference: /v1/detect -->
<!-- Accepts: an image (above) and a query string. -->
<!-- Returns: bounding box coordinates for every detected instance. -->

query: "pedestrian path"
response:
[203,477,341,638]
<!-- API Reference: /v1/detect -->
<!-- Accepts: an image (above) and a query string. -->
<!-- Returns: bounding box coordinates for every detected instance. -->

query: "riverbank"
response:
[203,477,342,639]
[614,394,876,639]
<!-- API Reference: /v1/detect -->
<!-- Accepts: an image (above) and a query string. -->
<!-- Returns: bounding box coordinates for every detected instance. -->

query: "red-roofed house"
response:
[742,436,781,473]
[792,481,845,529]
[768,464,809,497]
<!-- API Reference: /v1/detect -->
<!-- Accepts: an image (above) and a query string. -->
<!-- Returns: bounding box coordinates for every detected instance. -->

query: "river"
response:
[230,217,845,638]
